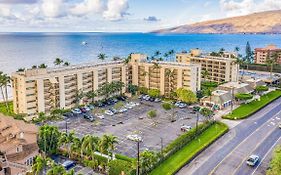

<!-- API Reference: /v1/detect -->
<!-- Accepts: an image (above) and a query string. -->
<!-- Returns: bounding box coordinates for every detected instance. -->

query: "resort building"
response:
[12,54,201,118]
[201,90,232,110]
[254,44,281,64]
[176,49,239,83]
[130,54,201,96]
[12,61,128,119]
[0,115,39,175]
[217,81,254,94]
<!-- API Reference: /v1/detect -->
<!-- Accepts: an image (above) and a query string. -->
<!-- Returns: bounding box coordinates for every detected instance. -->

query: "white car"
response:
[96,114,105,119]
[71,108,82,114]
[154,98,161,102]
[125,103,133,109]
[84,106,91,111]
[105,110,114,116]
[178,103,187,108]
[135,102,140,106]
[181,125,192,132]
[127,134,143,142]
[119,108,128,113]
[246,155,259,166]
[174,101,181,107]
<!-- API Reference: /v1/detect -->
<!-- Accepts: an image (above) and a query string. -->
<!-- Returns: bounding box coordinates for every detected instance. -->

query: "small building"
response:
[201,90,232,110]
[0,115,39,175]
[242,78,266,89]
[254,44,281,64]
[217,81,254,94]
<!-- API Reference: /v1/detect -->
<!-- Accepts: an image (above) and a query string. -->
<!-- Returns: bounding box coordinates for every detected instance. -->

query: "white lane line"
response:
[251,136,281,175]
[209,110,281,175]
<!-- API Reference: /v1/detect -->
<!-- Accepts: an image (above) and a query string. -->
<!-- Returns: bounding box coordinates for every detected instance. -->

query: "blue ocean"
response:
[0,32,281,74]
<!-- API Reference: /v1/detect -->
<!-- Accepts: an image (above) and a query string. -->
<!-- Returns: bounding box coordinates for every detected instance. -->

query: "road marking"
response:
[208,110,281,175]
[251,136,281,175]
[231,127,278,175]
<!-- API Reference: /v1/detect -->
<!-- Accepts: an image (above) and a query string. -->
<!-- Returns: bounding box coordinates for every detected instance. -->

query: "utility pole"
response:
[196,112,199,133]
[137,141,140,175]
[231,86,234,112]
[160,137,163,158]
[65,120,68,134]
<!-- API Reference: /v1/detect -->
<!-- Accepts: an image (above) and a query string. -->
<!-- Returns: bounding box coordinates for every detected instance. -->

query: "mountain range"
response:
[154,10,281,34]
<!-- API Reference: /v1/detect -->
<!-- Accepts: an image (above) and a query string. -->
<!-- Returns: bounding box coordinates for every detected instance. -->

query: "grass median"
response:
[149,122,229,175]
[223,90,281,120]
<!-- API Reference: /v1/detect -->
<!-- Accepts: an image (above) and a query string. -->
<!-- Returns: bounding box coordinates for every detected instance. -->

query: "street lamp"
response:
[137,140,140,175]
[231,86,234,112]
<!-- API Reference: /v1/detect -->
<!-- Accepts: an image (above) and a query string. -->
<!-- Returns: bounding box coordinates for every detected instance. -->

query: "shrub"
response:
[115,154,135,162]
[201,81,218,88]
[148,89,160,98]
[139,87,148,94]
[255,86,268,92]
[235,93,253,100]
[147,110,157,118]
[162,103,172,110]
[108,159,133,175]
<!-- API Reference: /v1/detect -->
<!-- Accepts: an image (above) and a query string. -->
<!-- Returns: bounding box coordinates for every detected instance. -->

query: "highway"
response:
[176,97,281,175]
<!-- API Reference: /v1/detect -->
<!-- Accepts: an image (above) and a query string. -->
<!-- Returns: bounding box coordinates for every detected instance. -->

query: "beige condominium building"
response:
[12,61,128,119]
[130,54,201,97]
[254,44,281,64]
[12,54,201,118]
[0,115,39,175]
[176,49,239,83]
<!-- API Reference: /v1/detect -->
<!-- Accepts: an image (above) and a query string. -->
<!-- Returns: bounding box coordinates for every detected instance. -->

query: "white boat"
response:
[81,41,88,45]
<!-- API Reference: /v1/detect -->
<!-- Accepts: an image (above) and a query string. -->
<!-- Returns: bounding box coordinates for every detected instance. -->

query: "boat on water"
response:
[81,41,88,45]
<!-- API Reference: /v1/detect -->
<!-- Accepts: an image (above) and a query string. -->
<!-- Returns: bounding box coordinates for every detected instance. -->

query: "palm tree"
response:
[124,54,132,65]
[0,72,11,112]
[39,63,48,68]
[63,62,70,66]
[54,58,64,66]
[234,46,240,53]
[70,137,81,158]
[32,155,53,175]
[106,135,118,159]
[168,49,175,61]
[74,89,84,107]
[17,68,25,72]
[164,53,169,61]
[81,135,100,159]
[86,91,97,103]
[266,52,279,81]
[32,65,37,69]
[154,50,161,57]
[201,70,209,82]
[165,69,176,98]
[219,48,225,55]
[98,53,107,61]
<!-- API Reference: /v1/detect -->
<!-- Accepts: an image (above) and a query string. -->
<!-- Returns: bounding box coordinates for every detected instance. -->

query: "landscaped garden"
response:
[223,90,281,120]
[150,122,228,175]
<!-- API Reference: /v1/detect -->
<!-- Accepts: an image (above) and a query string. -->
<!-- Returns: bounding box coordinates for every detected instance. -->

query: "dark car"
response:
[80,107,87,113]
[117,96,126,101]
[63,112,73,118]
[149,97,155,102]
[83,113,95,122]
[62,160,75,170]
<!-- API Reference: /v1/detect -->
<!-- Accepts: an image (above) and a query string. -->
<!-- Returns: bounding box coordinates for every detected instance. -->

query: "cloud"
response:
[103,0,129,21]
[220,0,281,17]
[70,0,106,16]
[41,0,65,18]
[0,0,38,4]
[144,16,160,22]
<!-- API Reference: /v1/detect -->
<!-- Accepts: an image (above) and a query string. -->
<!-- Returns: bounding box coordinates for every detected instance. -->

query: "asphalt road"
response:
[177,97,281,175]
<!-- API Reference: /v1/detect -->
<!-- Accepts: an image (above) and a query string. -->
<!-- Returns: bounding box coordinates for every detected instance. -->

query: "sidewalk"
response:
[214,105,242,129]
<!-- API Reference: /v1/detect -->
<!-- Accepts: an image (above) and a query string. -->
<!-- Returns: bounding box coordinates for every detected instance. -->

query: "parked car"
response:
[154,98,161,102]
[105,110,114,116]
[71,108,82,114]
[88,104,95,110]
[117,96,127,101]
[97,102,105,107]
[117,121,124,124]
[126,134,143,142]
[83,113,95,122]
[62,160,75,170]
[279,123,281,129]
[63,112,73,118]
[143,95,150,101]
[125,103,133,109]
[119,107,128,113]
[174,101,181,107]
[138,116,144,120]
[110,108,118,114]
[96,114,105,119]
[178,103,187,108]
[135,102,140,106]
[181,125,192,132]
[246,155,259,166]
[139,94,145,99]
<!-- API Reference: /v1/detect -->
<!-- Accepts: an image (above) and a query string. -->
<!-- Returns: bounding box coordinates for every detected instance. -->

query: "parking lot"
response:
[50,98,203,158]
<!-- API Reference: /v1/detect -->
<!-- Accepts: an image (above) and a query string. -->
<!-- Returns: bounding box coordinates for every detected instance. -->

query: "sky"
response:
[0,0,280,32]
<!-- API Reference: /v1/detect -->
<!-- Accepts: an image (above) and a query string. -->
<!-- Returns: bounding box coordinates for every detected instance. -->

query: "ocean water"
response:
[0,32,281,74]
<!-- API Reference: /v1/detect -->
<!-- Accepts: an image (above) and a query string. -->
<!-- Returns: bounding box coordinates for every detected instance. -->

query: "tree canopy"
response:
[235,93,253,101]
[148,89,160,98]
[176,88,197,104]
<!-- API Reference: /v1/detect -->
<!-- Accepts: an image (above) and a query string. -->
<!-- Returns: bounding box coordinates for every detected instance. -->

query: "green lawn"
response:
[150,122,228,175]
[0,101,14,116]
[223,90,281,120]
